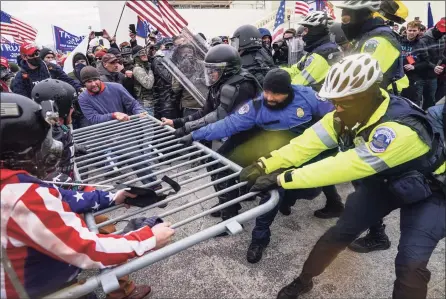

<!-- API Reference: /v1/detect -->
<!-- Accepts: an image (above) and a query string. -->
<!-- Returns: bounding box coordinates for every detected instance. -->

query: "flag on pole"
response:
[0,10,37,44]
[272,0,286,43]
[125,0,188,37]
[324,0,336,19]
[427,2,434,29]
[295,1,310,16]
[136,15,149,38]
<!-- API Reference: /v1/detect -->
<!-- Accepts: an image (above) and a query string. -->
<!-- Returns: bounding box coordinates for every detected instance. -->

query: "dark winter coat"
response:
[151,55,179,119]
[419,29,446,79]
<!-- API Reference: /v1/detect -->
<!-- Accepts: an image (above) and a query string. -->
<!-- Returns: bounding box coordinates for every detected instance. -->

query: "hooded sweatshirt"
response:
[400,35,431,82]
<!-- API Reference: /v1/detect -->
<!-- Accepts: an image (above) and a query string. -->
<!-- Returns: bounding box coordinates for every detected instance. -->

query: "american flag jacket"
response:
[1,169,157,298]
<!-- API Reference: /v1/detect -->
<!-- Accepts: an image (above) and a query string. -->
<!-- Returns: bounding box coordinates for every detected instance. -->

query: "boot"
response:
[313,198,344,219]
[277,277,313,299]
[106,276,151,299]
[279,203,292,216]
[348,224,391,253]
[246,242,268,264]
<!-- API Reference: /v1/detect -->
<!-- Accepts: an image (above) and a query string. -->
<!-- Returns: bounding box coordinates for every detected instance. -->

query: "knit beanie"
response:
[39,48,54,60]
[80,66,100,83]
[263,69,291,94]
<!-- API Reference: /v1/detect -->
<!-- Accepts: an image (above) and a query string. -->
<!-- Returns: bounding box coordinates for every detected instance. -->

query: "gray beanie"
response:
[80,66,100,83]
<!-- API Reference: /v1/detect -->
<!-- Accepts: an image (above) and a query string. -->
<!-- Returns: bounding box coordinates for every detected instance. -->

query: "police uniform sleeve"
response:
[361,37,400,74]
[278,122,430,189]
[291,53,331,87]
[259,111,339,173]
[191,101,257,141]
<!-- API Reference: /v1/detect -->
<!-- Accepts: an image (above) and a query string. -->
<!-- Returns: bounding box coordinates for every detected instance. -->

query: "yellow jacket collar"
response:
[358,89,390,135]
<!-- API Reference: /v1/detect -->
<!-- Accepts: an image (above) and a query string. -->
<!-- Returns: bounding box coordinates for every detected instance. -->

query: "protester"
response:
[97,53,126,84]
[211,36,223,47]
[0,56,13,92]
[258,28,272,55]
[39,48,57,64]
[12,43,83,98]
[132,46,155,114]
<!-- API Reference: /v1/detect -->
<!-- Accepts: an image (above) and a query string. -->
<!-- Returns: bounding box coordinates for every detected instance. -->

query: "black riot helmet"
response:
[204,44,241,86]
[231,24,262,51]
[31,79,76,119]
[1,93,63,177]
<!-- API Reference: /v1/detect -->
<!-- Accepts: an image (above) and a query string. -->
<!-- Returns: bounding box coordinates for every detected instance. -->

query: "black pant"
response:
[299,179,445,299]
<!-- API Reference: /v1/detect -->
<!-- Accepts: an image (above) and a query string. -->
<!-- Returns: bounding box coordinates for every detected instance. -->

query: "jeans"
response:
[251,188,322,245]
[414,79,438,110]
[299,178,445,299]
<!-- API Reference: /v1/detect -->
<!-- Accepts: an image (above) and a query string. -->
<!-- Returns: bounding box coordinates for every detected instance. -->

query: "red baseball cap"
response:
[0,57,9,68]
[436,18,446,33]
[20,42,39,56]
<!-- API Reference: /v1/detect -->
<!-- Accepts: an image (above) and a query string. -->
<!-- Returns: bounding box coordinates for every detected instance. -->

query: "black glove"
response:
[239,162,266,187]
[74,144,88,156]
[250,173,279,192]
[174,127,187,138]
[178,134,193,146]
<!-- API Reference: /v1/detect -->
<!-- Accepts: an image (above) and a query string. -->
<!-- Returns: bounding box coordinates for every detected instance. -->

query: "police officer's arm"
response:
[191,101,257,141]
[361,38,400,74]
[291,53,330,87]
[277,122,430,189]
[259,112,339,173]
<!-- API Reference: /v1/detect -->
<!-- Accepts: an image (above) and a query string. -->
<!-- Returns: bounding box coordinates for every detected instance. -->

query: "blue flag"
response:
[0,36,20,63]
[427,2,434,29]
[136,15,149,38]
[53,25,84,53]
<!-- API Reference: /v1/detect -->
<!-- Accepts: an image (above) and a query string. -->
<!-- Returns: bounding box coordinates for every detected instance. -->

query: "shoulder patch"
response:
[328,53,334,60]
[369,127,396,153]
[315,92,327,102]
[363,39,379,54]
[304,56,314,68]
[238,103,250,115]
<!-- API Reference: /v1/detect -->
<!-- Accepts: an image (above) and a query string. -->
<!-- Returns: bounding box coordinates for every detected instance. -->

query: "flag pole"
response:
[114,3,127,37]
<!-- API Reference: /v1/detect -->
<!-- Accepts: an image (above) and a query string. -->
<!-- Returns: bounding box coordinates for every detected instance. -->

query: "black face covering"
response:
[302,25,328,46]
[334,86,383,129]
[28,57,41,67]
[341,8,371,41]
[74,63,86,79]
[432,27,445,40]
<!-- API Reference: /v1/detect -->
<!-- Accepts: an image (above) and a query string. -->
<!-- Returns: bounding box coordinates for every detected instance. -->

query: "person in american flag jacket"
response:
[0,93,175,299]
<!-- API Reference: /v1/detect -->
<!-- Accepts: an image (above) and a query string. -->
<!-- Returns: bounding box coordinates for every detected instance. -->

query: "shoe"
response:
[209,203,242,218]
[279,204,292,216]
[247,242,267,264]
[277,277,313,299]
[125,285,152,299]
[313,201,344,219]
[348,225,391,253]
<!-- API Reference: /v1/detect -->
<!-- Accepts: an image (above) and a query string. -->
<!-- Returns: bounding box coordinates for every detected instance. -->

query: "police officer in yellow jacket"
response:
[283,11,345,219]
[336,0,409,253]
[284,11,342,91]
[240,54,446,299]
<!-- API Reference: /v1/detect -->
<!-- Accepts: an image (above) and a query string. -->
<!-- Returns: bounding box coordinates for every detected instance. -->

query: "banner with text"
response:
[53,25,84,53]
[0,35,20,62]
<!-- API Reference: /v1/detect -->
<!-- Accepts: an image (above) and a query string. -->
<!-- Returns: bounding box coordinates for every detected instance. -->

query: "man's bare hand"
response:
[113,190,137,205]
[434,65,444,75]
[161,117,174,127]
[152,222,175,249]
[114,112,130,122]
[125,70,133,78]
[404,64,414,71]
[139,111,148,118]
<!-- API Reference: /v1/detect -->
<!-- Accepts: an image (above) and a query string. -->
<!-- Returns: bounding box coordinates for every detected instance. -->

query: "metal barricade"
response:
[44,114,279,298]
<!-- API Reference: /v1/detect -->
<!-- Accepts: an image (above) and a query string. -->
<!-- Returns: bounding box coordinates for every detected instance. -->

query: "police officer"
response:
[336,0,409,253]
[284,11,341,91]
[240,54,446,299]
[186,69,343,263]
[161,44,261,135]
[231,24,276,86]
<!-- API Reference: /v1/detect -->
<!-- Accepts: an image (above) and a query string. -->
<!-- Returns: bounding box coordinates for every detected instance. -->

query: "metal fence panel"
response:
[44,114,279,298]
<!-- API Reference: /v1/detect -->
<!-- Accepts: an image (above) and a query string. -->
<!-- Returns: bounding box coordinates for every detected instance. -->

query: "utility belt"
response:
[384,170,445,206]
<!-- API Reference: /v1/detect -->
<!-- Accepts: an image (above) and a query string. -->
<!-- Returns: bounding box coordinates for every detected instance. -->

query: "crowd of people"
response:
[1,0,445,298]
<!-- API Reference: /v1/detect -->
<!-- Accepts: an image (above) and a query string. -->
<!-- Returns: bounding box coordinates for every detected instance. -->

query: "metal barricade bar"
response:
[45,114,280,298]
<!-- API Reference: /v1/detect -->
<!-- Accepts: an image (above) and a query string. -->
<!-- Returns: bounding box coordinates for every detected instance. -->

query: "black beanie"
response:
[132,45,144,57]
[39,48,54,60]
[80,66,100,83]
[263,69,291,94]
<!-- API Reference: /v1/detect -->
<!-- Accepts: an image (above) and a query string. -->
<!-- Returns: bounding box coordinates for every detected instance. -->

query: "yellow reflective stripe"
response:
[313,121,338,149]
[301,69,317,84]
[354,143,390,172]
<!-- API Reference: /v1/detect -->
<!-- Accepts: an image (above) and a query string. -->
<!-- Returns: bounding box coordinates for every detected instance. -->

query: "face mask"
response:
[432,27,445,39]
[302,26,328,45]
[341,9,370,41]
[28,57,41,67]
[48,59,58,65]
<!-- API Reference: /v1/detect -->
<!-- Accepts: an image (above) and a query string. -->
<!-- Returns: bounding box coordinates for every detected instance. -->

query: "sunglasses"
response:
[27,51,40,58]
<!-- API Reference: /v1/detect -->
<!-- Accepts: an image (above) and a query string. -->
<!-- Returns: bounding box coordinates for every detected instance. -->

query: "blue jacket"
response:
[427,104,445,141]
[192,85,334,141]
[12,59,82,98]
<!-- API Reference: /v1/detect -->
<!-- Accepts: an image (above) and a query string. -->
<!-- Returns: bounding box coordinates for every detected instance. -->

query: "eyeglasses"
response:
[329,98,357,109]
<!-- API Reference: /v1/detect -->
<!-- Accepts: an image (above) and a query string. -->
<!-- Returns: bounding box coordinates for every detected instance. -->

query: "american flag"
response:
[125,0,188,38]
[295,1,310,16]
[0,10,37,44]
[272,0,286,43]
